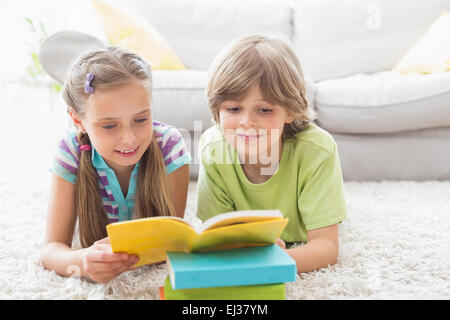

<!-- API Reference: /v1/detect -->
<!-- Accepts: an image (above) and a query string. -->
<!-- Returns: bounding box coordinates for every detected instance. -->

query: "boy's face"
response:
[218,85,293,164]
[70,80,153,173]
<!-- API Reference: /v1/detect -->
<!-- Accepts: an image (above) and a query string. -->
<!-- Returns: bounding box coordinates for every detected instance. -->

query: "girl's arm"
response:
[168,164,190,218]
[40,173,83,277]
[40,174,137,282]
[283,224,339,274]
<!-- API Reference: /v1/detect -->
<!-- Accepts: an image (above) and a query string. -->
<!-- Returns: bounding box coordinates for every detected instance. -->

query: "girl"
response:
[197,34,347,274]
[40,47,191,283]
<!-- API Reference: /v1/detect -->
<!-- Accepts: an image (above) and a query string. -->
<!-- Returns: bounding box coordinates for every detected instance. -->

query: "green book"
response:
[162,277,285,300]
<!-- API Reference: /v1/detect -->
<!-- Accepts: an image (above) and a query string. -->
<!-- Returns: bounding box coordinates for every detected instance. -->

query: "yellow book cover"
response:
[106,210,288,267]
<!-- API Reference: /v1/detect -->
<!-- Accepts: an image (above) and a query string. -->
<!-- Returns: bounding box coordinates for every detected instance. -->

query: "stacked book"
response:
[159,244,297,300]
[105,208,296,299]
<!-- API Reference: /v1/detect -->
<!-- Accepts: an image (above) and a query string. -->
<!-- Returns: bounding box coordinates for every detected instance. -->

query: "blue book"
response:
[166,244,297,290]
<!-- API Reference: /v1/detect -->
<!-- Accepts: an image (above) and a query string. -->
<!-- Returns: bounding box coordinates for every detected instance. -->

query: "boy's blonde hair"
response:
[63,46,175,248]
[207,34,316,139]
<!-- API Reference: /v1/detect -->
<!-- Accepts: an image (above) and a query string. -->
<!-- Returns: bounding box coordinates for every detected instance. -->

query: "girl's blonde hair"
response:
[207,34,316,139]
[63,46,175,248]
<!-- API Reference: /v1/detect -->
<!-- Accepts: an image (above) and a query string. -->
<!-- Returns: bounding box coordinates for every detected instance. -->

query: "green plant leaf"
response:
[25,17,36,32]
[52,83,62,93]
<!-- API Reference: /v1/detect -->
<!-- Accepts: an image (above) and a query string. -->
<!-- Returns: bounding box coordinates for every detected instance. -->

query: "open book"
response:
[106,210,289,267]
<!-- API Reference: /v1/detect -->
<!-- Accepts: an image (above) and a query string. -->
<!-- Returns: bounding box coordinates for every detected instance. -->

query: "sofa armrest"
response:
[39,31,106,84]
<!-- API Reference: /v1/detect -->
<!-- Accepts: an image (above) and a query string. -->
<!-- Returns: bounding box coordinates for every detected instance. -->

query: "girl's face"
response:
[72,80,153,173]
[218,85,293,164]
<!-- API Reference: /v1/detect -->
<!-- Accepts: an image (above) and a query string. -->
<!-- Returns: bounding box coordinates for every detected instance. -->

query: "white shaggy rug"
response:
[0,178,449,300]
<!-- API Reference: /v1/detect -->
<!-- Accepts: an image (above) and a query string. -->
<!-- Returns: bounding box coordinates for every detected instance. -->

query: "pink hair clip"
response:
[79,145,92,151]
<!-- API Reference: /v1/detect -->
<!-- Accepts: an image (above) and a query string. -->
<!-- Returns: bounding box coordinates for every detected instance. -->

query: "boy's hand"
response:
[275,238,286,250]
[80,237,139,283]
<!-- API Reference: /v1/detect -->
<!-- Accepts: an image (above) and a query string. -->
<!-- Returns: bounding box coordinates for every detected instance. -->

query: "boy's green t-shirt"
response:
[196,123,347,242]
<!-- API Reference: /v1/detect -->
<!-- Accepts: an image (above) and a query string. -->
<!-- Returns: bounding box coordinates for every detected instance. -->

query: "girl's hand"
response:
[275,238,286,250]
[80,237,139,283]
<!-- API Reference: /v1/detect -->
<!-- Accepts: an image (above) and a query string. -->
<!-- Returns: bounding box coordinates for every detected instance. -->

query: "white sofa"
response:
[40,0,450,181]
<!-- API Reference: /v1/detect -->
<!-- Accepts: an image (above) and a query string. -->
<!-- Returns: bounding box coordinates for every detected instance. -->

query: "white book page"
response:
[197,210,283,233]
[109,215,193,228]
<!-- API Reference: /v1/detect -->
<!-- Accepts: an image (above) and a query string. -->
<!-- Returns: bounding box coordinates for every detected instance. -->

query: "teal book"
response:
[162,276,285,300]
[166,244,296,290]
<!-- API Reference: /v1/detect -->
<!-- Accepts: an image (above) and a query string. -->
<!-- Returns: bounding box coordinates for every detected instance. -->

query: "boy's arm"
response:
[285,223,339,274]
[291,143,345,273]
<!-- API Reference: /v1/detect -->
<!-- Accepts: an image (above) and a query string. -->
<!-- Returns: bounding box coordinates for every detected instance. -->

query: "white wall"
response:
[0,0,102,83]
[0,1,100,185]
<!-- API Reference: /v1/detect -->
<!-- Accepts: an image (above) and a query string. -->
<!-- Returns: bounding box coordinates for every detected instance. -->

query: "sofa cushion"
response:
[91,0,186,70]
[290,0,450,81]
[152,70,212,132]
[393,10,450,74]
[315,71,450,134]
[113,0,293,71]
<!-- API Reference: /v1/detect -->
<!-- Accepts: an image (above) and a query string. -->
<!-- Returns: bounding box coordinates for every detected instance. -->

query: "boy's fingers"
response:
[275,238,286,249]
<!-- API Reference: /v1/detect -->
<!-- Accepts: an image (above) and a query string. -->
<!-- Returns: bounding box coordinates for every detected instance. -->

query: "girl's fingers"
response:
[94,237,110,245]
[92,243,114,252]
[112,262,136,275]
[88,259,137,282]
[87,260,132,273]
[82,239,139,282]
[89,251,129,263]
